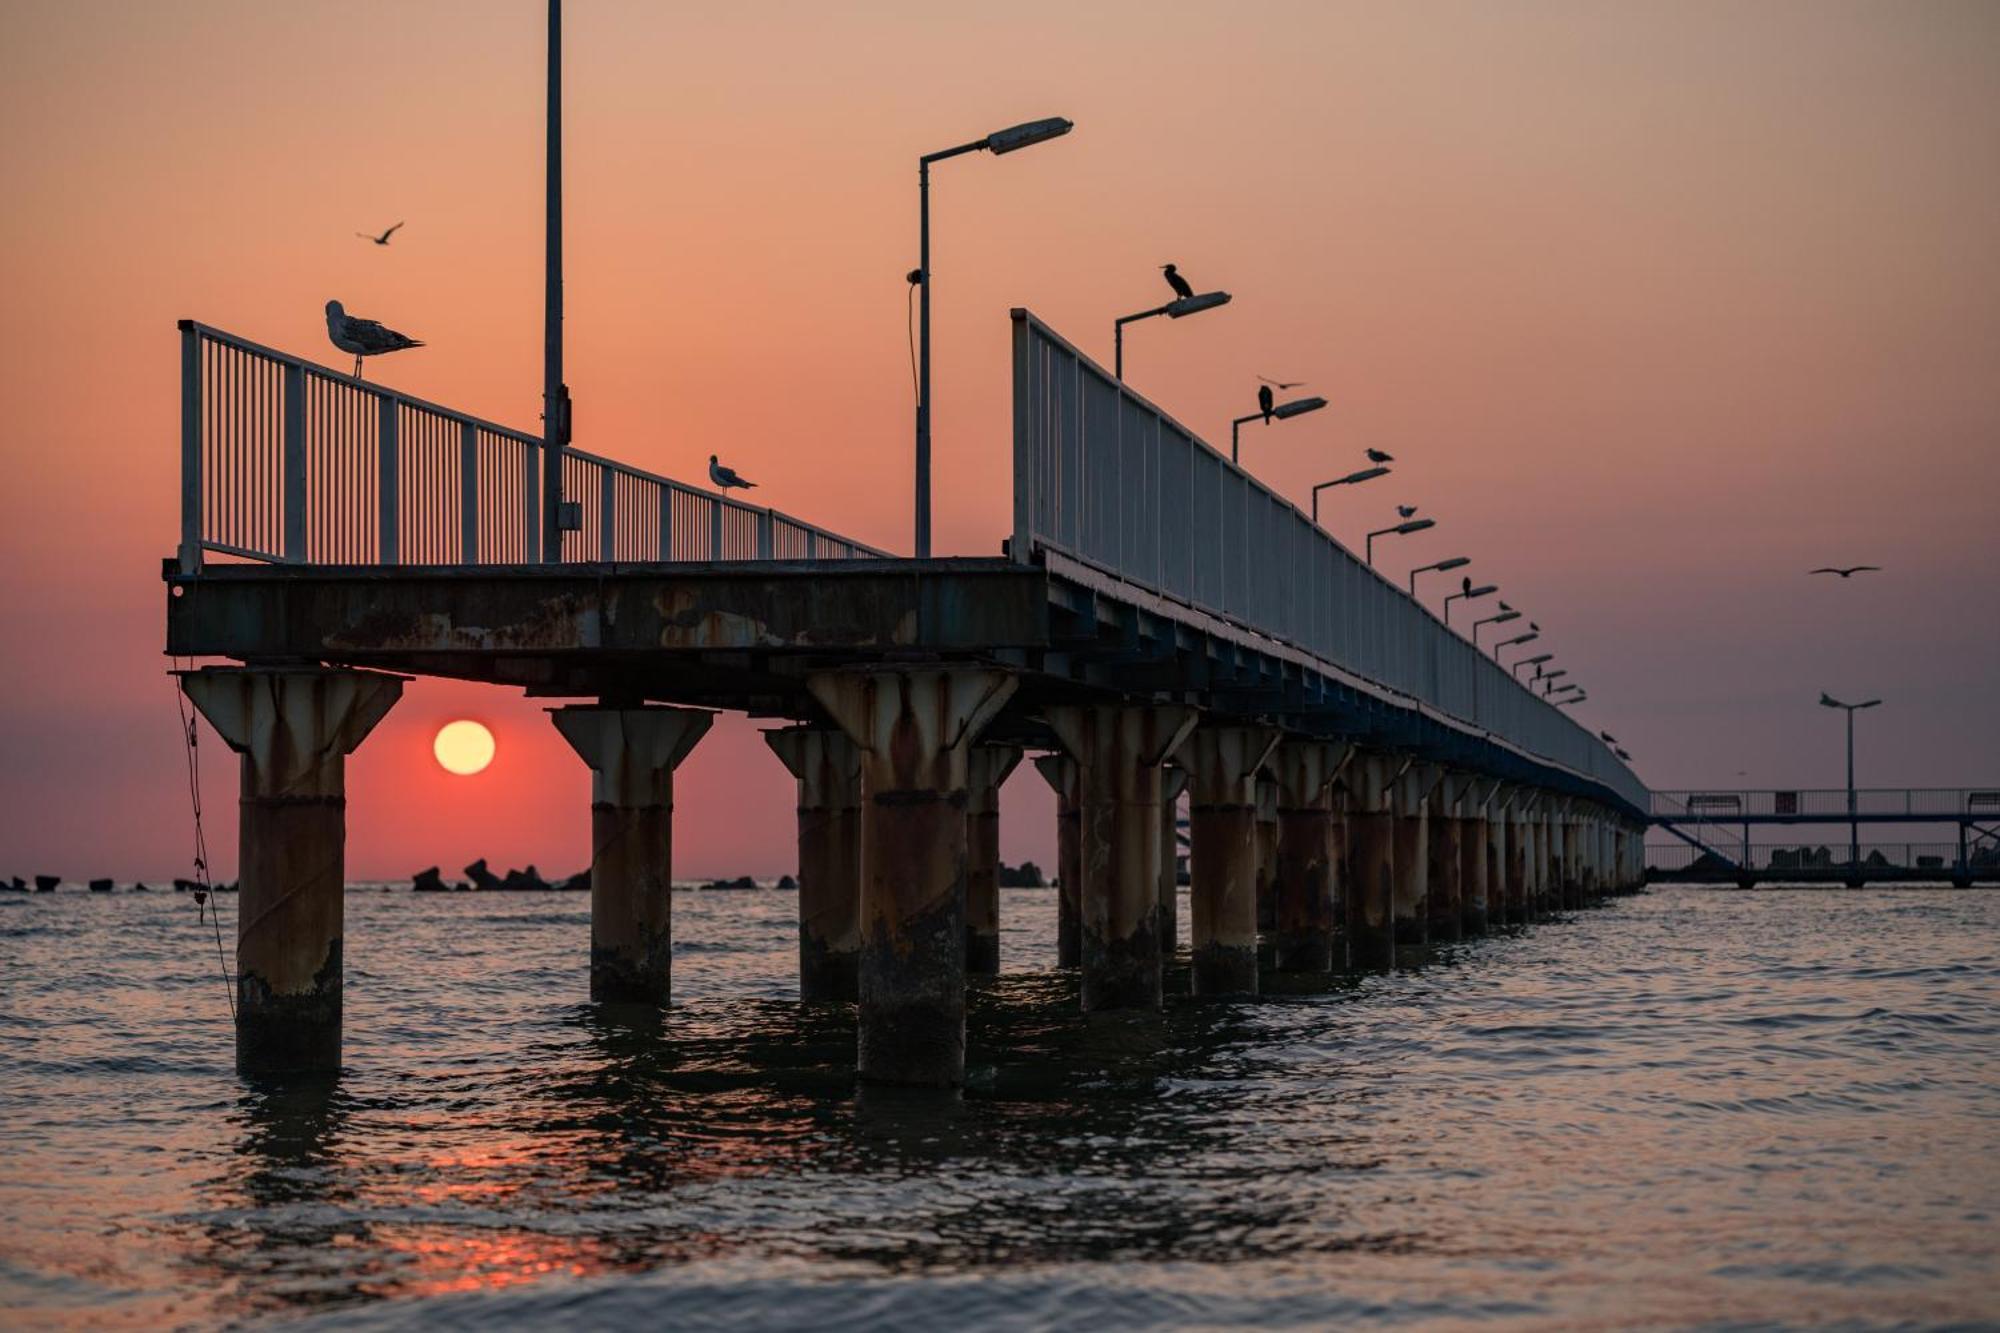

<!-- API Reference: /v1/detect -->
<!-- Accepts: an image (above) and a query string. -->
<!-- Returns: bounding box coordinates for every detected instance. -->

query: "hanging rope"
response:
[173,660,234,1018]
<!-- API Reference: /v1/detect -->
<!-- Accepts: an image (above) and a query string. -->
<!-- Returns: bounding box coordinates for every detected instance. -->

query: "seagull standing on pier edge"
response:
[324,300,422,380]
[709,455,756,491]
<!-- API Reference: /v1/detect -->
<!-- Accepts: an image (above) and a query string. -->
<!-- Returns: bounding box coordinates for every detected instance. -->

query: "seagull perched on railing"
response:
[1366,448,1394,463]
[356,221,404,246]
[325,300,422,380]
[1160,264,1195,301]
[709,455,756,491]
[1809,565,1881,578]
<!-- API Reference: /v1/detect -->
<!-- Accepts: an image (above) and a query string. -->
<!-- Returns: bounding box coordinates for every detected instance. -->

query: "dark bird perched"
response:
[1599,731,1619,744]
[1461,576,1473,596]
[1809,565,1881,578]
[1258,375,1305,390]
[1160,263,1194,301]
[708,454,755,491]
[1257,383,1274,423]
[1529,621,1539,632]
[1397,504,1418,519]
[1366,448,1394,463]
[357,222,404,246]
[1498,600,1513,612]
[324,300,422,379]
[1614,747,1633,761]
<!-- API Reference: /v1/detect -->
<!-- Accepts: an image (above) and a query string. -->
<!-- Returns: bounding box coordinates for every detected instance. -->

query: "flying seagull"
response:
[324,300,422,380]
[1809,565,1880,578]
[1397,504,1418,519]
[709,455,755,491]
[356,222,404,246]
[1366,448,1394,464]
[1258,375,1305,390]
[1161,264,1195,301]
[1257,383,1275,423]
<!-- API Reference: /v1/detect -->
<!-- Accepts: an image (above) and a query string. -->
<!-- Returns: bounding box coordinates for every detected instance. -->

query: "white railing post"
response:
[460,420,479,563]
[378,395,399,563]
[282,363,306,562]
[178,323,202,573]
[600,467,616,561]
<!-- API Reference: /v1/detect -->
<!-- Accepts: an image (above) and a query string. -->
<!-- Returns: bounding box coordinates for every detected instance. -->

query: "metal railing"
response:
[1009,308,1646,811]
[1645,840,1999,876]
[177,321,887,571]
[1650,788,2000,820]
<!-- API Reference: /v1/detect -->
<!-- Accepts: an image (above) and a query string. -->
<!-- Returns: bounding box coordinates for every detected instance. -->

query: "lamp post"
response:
[1366,517,1434,566]
[541,0,565,563]
[1231,395,1327,465]
[1472,607,1521,646]
[1553,691,1587,708]
[1311,466,1388,522]
[1819,692,1881,872]
[1444,582,1498,626]
[915,115,1073,559]
[1539,669,1570,695]
[1114,291,1231,381]
[1408,556,1470,597]
[1494,629,1539,660]
[1511,652,1553,680]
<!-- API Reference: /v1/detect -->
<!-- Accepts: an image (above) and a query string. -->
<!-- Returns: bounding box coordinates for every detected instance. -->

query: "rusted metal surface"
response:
[1033,754,1082,968]
[1269,740,1350,973]
[1253,776,1279,968]
[1429,810,1464,943]
[177,666,402,1075]
[1157,766,1188,960]
[552,706,713,1003]
[764,726,863,1002]
[965,744,1024,976]
[1345,754,1397,970]
[808,667,1016,1086]
[1462,813,1490,934]
[1046,704,1198,1012]
[1181,726,1278,997]
[1391,762,1440,947]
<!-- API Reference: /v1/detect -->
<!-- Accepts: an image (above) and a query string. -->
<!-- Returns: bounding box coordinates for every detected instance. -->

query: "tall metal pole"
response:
[541,0,564,563]
[915,160,931,559]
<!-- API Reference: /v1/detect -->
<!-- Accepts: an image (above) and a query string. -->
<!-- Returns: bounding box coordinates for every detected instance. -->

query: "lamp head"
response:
[1434,557,1471,573]
[986,117,1073,154]
[1272,395,1328,420]
[1166,291,1231,317]
[1394,518,1436,535]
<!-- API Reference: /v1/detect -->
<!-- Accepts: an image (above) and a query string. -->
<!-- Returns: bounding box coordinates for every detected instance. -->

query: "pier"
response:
[167,312,1648,1084]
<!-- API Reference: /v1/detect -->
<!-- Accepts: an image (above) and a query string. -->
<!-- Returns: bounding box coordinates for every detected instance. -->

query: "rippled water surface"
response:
[2,886,1996,1329]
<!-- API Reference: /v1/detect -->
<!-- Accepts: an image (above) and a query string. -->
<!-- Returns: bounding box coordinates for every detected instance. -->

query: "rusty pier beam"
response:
[552,705,713,1004]
[1459,779,1497,936]
[1033,754,1082,968]
[1157,765,1188,962]
[1427,772,1468,944]
[178,666,403,1076]
[1181,725,1280,996]
[1253,776,1279,967]
[1046,705,1198,1011]
[809,667,1016,1087]
[1391,761,1440,948]
[764,726,864,1002]
[966,744,1023,976]
[1505,797,1533,926]
[1345,753,1397,969]
[1270,740,1350,972]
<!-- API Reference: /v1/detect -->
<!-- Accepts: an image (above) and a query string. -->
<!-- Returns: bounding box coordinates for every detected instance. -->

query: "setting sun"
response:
[433,720,495,776]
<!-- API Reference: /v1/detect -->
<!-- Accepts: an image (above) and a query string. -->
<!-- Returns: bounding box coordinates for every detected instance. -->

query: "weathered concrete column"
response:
[1033,754,1082,967]
[1253,776,1279,966]
[1427,773,1469,943]
[1460,779,1497,935]
[1560,806,1583,910]
[1506,800,1534,924]
[764,726,863,1002]
[1181,725,1279,996]
[1046,704,1198,1011]
[1344,753,1397,969]
[808,667,1017,1086]
[553,704,713,1004]
[1157,765,1188,960]
[180,667,402,1076]
[1391,762,1440,947]
[965,743,1023,976]
[1270,739,1351,972]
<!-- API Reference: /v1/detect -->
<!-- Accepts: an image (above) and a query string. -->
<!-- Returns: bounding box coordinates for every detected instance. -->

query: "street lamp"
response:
[914,115,1073,558]
[1494,629,1539,660]
[1231,395,1328,465]
[1408,556,1470,596]
[1366,517,1434,566]
[1819,691,1881,873]
[1472,607,1522,646]
[1511,652,1553,680]
[1444,580,1498,625]
[1114,291,1231,381]
[1539,669,1570,694]
[1311,466,1388,522]
[1554,691,1587,708]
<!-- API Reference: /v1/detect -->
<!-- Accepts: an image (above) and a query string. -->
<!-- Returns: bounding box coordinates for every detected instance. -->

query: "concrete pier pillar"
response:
[1427,774,1468,943]
[1391,763,1440,947]
[965,744,1023,976]
[179,667,402,1076]
[1559,806,1582,910]
[553,705,714,1004]
[764,726,863,1002]
[1033,754,1082,968]
[1344,754,1397,969]
[1460,780,1496,935]
[808,667,1017,1086]
[1269,740,1351,972]
[1046,705,1198,1011]
[1181,725,1280,996]
[1507,802,1533,924]
[1253,776,1279,966]
[1158,765,1188,960]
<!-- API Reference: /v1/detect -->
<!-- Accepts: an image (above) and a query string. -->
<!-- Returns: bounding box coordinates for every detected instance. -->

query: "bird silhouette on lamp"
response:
[1160,264,1195,301]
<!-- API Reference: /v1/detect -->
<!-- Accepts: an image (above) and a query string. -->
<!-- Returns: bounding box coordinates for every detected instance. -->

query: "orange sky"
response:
[1,0,1995,880]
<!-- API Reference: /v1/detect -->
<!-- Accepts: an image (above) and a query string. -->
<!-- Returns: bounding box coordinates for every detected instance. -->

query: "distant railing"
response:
[1651,788,2000,820]
[177,321,887,571]
[1645,839,1999,876]
[1009,309,1646,811]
